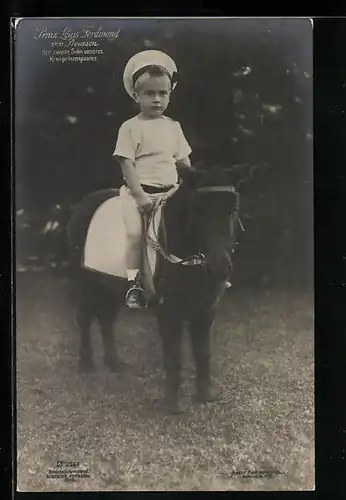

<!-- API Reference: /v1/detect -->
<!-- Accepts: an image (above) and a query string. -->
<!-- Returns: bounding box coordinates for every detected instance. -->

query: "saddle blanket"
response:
[83,196,162,279]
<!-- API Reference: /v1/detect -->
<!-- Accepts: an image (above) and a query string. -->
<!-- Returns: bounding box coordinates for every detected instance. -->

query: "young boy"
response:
[113,50,195,308]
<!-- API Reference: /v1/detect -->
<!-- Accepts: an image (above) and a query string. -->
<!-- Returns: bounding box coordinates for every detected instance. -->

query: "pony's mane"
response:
[163,169,227,258]
[163,168,238,259]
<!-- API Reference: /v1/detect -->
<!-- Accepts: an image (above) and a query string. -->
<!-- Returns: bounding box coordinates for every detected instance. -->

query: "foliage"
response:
[15,19,313,285]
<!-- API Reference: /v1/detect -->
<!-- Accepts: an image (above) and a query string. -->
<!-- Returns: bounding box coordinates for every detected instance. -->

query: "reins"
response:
[146,185,206,266]
[145,184,244,268]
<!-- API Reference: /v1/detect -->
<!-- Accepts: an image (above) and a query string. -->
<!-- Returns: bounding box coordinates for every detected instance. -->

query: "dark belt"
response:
[141,184,174,194]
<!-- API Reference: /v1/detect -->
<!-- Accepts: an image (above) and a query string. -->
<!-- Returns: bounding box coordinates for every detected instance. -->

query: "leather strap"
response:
[141,184,174,194]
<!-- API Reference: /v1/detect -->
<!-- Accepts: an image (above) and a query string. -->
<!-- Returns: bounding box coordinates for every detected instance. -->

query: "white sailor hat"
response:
[123,50,178,98]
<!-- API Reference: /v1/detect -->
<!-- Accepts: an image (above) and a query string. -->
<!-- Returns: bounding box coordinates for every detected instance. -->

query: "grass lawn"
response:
[16,270,314,491]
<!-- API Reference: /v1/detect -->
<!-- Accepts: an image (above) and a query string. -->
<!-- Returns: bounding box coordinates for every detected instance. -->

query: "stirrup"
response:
[125,284,148,309]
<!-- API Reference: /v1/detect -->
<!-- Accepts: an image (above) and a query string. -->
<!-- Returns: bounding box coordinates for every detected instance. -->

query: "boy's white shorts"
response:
[119,185,167,240]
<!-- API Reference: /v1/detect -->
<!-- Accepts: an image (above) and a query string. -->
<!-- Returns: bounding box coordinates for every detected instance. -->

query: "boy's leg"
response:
[119,186,146,307]
[120,185,142,276]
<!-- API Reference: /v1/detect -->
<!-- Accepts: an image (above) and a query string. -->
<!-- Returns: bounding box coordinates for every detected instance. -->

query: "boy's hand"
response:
[136,194,153,214]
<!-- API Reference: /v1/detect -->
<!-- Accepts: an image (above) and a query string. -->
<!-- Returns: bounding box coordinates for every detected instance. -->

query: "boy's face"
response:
[134,74,171,118]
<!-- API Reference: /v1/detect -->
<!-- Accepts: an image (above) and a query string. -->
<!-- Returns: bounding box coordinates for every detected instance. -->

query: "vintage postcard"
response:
[14,17,314,491]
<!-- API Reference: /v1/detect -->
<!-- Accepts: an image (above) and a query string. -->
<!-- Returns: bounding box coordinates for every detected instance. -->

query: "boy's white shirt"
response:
[113,115,192,187]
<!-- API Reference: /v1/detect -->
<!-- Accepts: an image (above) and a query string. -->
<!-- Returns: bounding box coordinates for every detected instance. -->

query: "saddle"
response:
[82,186,179,299]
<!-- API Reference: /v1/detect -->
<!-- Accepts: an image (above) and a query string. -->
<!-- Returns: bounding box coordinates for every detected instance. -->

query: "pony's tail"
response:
[41,204,72,270]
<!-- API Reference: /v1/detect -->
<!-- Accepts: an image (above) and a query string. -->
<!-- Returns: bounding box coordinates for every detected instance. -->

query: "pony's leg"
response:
[189,309,220,403]
[95,301,121,373]
[76,298,94,372]
[157,305,184,414]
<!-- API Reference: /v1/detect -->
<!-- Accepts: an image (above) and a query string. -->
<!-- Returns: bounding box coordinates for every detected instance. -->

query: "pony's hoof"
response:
[196,386,221,403]
[104,358,125,373]
[78,359,94,373]
[165,399,184,415]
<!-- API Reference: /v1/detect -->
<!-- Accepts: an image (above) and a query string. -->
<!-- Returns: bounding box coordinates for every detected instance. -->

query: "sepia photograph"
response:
[14,17,313,491]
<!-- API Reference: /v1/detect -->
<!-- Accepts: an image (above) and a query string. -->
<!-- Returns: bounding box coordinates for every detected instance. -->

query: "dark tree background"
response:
[15,18,313,287]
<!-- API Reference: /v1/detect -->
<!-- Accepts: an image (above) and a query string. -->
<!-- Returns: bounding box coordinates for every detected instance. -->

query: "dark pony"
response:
[66,167,241,414]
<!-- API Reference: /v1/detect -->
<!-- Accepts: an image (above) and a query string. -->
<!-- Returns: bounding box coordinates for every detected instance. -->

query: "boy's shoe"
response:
[225,280,232,289]
[125,282,147,308]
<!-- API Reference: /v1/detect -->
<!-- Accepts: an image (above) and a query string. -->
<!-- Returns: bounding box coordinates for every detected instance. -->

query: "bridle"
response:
[145,185,245,268]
